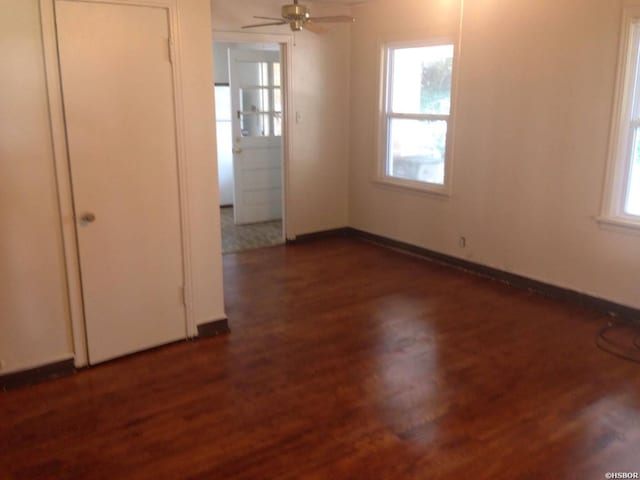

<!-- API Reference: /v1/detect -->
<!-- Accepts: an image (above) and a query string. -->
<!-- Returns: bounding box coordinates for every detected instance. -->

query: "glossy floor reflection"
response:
[1,237,639,479]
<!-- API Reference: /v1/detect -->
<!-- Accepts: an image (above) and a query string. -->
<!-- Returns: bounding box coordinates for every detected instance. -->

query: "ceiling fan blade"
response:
[242,21,288,29]
[303,22,328,34]
[253,16,285,21]
[308,15,355,23]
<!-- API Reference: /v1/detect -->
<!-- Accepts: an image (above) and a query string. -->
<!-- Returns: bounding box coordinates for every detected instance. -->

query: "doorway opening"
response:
[214,40,286,254]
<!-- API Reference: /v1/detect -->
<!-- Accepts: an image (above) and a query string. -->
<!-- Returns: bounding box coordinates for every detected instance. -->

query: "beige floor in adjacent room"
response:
[220,207,283,253]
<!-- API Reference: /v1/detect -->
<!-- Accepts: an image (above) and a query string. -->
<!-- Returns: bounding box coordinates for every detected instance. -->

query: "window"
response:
[379,41,455,192]
[602,8,640,229]
[237,61,282,138]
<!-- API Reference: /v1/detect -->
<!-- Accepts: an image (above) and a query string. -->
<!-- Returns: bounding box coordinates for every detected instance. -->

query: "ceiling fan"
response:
[241,0,355,34]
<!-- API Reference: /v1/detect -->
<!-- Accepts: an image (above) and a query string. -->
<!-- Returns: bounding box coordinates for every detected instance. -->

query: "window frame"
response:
[600,6,640,231]
[237,60,282,138]
[376,37,459,195]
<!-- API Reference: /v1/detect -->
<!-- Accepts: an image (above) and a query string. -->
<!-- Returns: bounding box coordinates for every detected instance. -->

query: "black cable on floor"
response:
[596,321,640,364]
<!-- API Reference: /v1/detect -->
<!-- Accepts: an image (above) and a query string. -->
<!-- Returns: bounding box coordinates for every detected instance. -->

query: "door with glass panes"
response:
[229,48,283,224]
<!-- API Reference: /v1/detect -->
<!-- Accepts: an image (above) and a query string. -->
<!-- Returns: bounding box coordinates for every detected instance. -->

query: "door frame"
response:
[40,0,196,367]
[212,31,294,242]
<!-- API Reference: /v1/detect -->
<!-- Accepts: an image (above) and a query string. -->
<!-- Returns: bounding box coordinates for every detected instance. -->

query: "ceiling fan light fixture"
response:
[281,4,310,22]
[290,20,304,31]
[242,1,355,34]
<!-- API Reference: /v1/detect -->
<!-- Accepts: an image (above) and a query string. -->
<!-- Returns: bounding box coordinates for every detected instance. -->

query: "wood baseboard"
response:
[197,318,230,338]
[286,227,352,244]
[295,226,640,323]
[350,228,640,323]
[1,358,75,392]
[2,320,231,391]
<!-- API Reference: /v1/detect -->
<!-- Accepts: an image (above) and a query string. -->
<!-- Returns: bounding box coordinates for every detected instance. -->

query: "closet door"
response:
[56,1,186,364]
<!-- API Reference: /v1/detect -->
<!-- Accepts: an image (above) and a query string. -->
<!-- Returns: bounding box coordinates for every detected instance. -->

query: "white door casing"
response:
[229,48,283,225]
[56,0,187,364]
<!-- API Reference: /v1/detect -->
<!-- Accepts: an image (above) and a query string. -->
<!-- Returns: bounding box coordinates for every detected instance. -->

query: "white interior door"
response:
[229,48,283,225]
[56,1,186,364]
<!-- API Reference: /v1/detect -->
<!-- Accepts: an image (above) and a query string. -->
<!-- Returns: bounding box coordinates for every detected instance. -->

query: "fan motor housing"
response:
[282,4,310,21]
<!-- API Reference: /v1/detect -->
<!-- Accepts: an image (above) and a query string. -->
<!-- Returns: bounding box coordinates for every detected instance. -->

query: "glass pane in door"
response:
[240,87,270,114]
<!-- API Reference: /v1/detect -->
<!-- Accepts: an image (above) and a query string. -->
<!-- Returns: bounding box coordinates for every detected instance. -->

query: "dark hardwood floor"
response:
[1,237,639,479]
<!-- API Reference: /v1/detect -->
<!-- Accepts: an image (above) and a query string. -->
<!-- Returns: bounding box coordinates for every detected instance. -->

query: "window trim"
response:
[376,37,459,196]
[600,6,640,231]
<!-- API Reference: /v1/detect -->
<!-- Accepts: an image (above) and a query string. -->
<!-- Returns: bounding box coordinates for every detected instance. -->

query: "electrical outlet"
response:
[459,236,466,248]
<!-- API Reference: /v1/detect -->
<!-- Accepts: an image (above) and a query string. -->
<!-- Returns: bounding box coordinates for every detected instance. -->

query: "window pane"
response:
[235,61,268,87]
[391,44,453,115]
[274,88,282,113]
[274,113,282,136]
[626,128,640,215]
[240,113,272,137]
[273,62,281,87]
[387,118,447,184]
[240,113,281,138]
[240,87,270,113]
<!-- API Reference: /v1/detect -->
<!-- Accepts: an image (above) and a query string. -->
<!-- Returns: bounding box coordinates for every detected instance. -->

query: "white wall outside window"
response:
[601,6,640,230]
[377,39,457,194]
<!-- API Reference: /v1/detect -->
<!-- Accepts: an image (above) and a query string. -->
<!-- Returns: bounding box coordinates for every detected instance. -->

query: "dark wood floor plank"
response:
[1,237,639,479]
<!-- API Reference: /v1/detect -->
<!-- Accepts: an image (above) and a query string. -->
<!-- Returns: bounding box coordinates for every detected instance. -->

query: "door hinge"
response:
[179,286,186,306]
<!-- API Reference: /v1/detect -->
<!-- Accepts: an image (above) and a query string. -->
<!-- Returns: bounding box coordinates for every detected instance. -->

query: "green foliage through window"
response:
[421,57,452,113]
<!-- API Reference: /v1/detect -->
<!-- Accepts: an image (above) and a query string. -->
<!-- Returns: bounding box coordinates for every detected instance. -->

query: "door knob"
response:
[79,213,96,224]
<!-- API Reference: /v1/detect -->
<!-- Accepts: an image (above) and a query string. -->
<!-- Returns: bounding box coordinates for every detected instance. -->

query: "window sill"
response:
[372,177,451,197]
[596,215,640,234]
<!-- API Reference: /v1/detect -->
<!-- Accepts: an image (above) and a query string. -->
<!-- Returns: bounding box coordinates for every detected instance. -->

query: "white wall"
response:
[213,41,231,84]
[211,0,351,235]
[176,0,226,327]
[0,0,224,374]
[0,0,73,374]
[349,0,640,309]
